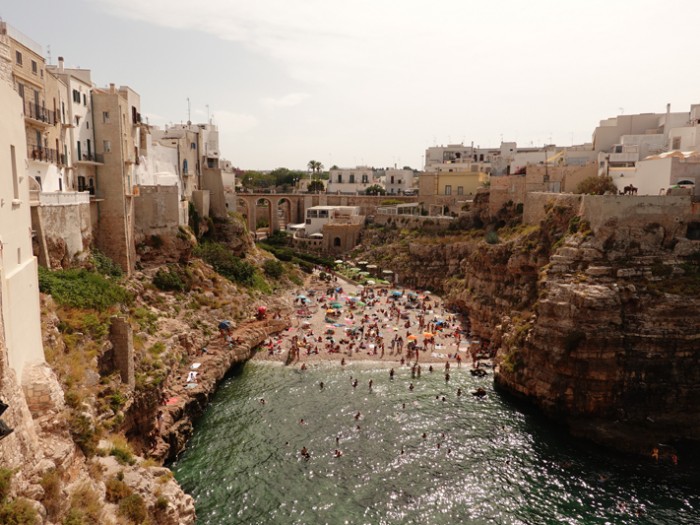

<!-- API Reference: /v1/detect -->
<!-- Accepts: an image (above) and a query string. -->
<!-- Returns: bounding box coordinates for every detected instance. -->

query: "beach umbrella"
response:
[334,259,344,264]
[391,290,402,297]
[407,334,418,340]
[331,302,343,309]
[366,264,377,269]
[355,301,366,307]
[296,294,307,300]
[326,309,335,313]
[423,332,434,337]
[366,280,376,285]
[358,271,370,276]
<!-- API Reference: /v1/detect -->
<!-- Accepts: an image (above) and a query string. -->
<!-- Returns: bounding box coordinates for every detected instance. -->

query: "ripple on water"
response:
[173,362,700,525]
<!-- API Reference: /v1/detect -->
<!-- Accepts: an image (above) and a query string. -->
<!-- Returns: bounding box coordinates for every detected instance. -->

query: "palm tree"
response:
[307,160,324,175]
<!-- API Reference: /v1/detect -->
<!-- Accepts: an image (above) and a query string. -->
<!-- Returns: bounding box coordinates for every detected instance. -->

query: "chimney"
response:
[58,56,64,73]
[109,83,115,93]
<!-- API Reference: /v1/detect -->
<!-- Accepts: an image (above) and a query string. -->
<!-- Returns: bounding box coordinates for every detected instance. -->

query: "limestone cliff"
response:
[354,197,700,457]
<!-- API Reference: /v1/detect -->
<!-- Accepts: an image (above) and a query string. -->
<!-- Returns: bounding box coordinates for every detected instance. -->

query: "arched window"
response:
[334,237,341,247]
[183,159,189,174]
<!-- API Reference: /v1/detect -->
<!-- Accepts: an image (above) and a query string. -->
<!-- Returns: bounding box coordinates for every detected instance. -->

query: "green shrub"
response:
[118,494,147,524]
[39,468,62,519]
[263,259,284,279]
[105,477,132,503]
[154,496,169,511]
[0,498,39,525]
[153,265,193,292]
[0,468,12,502]
[111,445,136,466]
[69,413,99,458]
[90,249,123,277]
[194,242,255,285]
[38,268,131,310]
[485,231,500,245]
[64,484,102,525]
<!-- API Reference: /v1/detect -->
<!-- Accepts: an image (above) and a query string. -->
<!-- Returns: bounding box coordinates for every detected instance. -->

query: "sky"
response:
[3,0,700,170]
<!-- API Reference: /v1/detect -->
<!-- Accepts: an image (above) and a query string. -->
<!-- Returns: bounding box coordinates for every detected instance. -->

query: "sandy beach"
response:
[252,269,490,370]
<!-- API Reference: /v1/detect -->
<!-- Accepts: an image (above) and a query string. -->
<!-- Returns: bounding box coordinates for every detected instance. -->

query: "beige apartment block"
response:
[0,23,46,382]
[91,84,140,274]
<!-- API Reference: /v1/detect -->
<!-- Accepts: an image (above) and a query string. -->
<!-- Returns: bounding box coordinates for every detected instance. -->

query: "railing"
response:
[27,144,61,163]
[23,101,56,125]
[38,191,91,206]
[76,152,104,163]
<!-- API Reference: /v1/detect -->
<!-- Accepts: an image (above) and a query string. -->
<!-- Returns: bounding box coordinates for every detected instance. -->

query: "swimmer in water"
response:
[354,411,361,420]
[319,381,324,390]
[300,447,310,459]
[259,398,266,405]
[390,368,395,380]
[409,383,414,391]
[334,449,343,458]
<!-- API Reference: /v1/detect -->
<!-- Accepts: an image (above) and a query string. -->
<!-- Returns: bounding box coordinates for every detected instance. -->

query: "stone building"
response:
[327,166,378,194]
[91,84,141,274]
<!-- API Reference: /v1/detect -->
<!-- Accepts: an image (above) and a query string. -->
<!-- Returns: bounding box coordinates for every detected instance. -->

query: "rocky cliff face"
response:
[495,217,700,456]
[356,202,700,457]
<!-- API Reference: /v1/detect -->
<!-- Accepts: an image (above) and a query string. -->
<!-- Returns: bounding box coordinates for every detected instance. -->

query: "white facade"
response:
[327,166,378,194]
[48,61,99,194]
[0,73,45,381]
[303,206,361,236]
[384,168,416,195]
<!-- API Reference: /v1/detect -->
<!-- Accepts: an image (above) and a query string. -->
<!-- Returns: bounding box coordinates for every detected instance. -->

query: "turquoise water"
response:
[172,362,700,524]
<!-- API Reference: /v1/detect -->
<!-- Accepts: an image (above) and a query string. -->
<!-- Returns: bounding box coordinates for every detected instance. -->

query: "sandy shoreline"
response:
[251,269,491,370]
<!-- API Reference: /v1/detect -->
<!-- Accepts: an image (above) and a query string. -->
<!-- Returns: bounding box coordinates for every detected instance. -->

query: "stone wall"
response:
[373,213,454,231]
[202,167,227,219]
[134,185,179,243]
[523,192,583,226]
[109,316,135,389]
[580,194,694,233]
[35,202,92,268]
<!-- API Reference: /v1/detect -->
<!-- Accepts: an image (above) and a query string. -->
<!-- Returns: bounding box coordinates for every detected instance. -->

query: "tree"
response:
[307,160,324,175]
[307,179,325,193]
[576,175,618,195]
[365,184,386,196]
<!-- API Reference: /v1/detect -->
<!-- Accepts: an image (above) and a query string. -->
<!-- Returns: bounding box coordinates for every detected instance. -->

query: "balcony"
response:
[38,191,91,206]
[23,101,56,127]
[27,144,63,164]
[75,153,104,165]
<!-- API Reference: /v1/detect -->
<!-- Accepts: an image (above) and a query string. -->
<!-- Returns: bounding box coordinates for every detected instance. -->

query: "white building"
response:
[0,27,45,382]
[384,168,416,195]
[326,166,378,194]
[302,205,362,236]
[48,58,99,194]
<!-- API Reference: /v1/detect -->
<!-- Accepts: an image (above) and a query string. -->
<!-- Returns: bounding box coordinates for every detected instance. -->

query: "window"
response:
[102,111,110,123]
[361,174,369,184]
[11,145,19,200]
[82,94,87,106]
[444,185,452,195]
[72,89,80,103]
[17,82,24,100]
[103,140,111,153]
[77,176,86,191]
[31,60,37,74]
[35,176,42,189]
[183,159,189,174]
[15,51,22,65]
[337,174,343,183]
[190,142,196,150]
[349,174,355,183]
[334,237,341,247]
[672,137,681,150]
[75,115,81,126]
[457,186,464,195]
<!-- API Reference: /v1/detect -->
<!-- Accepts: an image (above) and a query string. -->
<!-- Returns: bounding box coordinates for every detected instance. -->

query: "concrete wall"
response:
[36,202,91,267]
[192,190,210,219]
[322,223,363,254]
[134,185,179,241]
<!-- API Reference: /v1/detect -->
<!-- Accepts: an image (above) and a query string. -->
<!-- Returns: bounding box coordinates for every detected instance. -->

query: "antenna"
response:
[46,44,51,65]
[187,97,191,125]
[206,104,210,123]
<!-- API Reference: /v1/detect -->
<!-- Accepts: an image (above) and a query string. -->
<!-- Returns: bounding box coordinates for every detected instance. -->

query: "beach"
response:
[252,269,490,369]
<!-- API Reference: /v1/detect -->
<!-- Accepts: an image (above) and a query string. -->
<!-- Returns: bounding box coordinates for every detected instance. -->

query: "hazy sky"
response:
[3,0,700,170]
